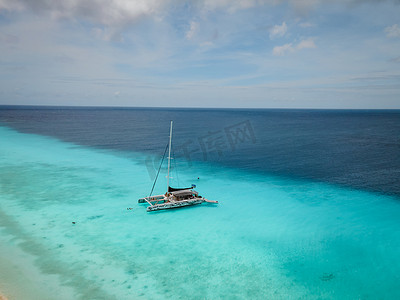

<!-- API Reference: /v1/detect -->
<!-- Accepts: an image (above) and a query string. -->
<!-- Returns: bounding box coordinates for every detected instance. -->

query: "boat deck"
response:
[138,192,218,212]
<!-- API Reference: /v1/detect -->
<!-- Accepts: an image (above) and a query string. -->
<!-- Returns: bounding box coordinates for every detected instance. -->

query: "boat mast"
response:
[167,120,173,193]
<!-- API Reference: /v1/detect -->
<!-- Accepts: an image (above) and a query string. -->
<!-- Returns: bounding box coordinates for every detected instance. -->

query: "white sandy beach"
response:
[0,293,9,300]
[0,231,76,300]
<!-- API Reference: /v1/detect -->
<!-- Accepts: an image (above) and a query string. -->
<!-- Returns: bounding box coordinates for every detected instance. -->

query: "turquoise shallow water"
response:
[1,125,400,299]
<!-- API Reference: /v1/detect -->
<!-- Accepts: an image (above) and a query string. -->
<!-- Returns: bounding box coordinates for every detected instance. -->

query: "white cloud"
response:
[299,22,314,28]
[289,0,320,15]
[202,0,258,13]
[385,24,400,38]
[201,0,323,15]
[272,37,316,55]
[0,0,325,30]
[269,22,288,39]
[1,0,400,109]
[0,0,24,11]
[0,0,169,27]
[296,37,316,49]
[186,21,199,40]
[200,41,214,47]
[273,43,294,56]
[92,27,123,42]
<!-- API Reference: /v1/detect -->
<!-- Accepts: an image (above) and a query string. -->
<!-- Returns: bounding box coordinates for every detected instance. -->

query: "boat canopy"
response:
[171,189,199,197]
[168,186,193,192]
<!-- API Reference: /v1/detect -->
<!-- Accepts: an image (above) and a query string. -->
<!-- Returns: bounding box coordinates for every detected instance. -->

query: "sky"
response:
[0,0,400,109]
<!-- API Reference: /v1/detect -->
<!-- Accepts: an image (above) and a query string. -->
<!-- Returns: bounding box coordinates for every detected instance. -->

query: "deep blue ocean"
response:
[1,106,400,299]
[1,106,399,196]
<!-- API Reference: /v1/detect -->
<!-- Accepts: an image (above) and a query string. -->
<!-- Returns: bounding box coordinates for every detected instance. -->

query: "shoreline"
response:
[0,293,8,300]
[0,225,77,300]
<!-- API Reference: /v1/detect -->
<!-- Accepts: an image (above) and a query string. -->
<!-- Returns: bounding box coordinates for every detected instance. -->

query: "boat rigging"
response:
[138,121,218,212]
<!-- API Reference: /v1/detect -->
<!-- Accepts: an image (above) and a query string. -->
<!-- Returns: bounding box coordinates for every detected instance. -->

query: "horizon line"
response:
[1,104,400,111]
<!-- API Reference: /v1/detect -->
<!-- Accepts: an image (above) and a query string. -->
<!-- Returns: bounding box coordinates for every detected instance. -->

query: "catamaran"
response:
[138,121,218,212]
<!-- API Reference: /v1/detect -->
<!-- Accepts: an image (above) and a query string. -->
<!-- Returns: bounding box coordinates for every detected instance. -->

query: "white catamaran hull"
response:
[146,199,204,211]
